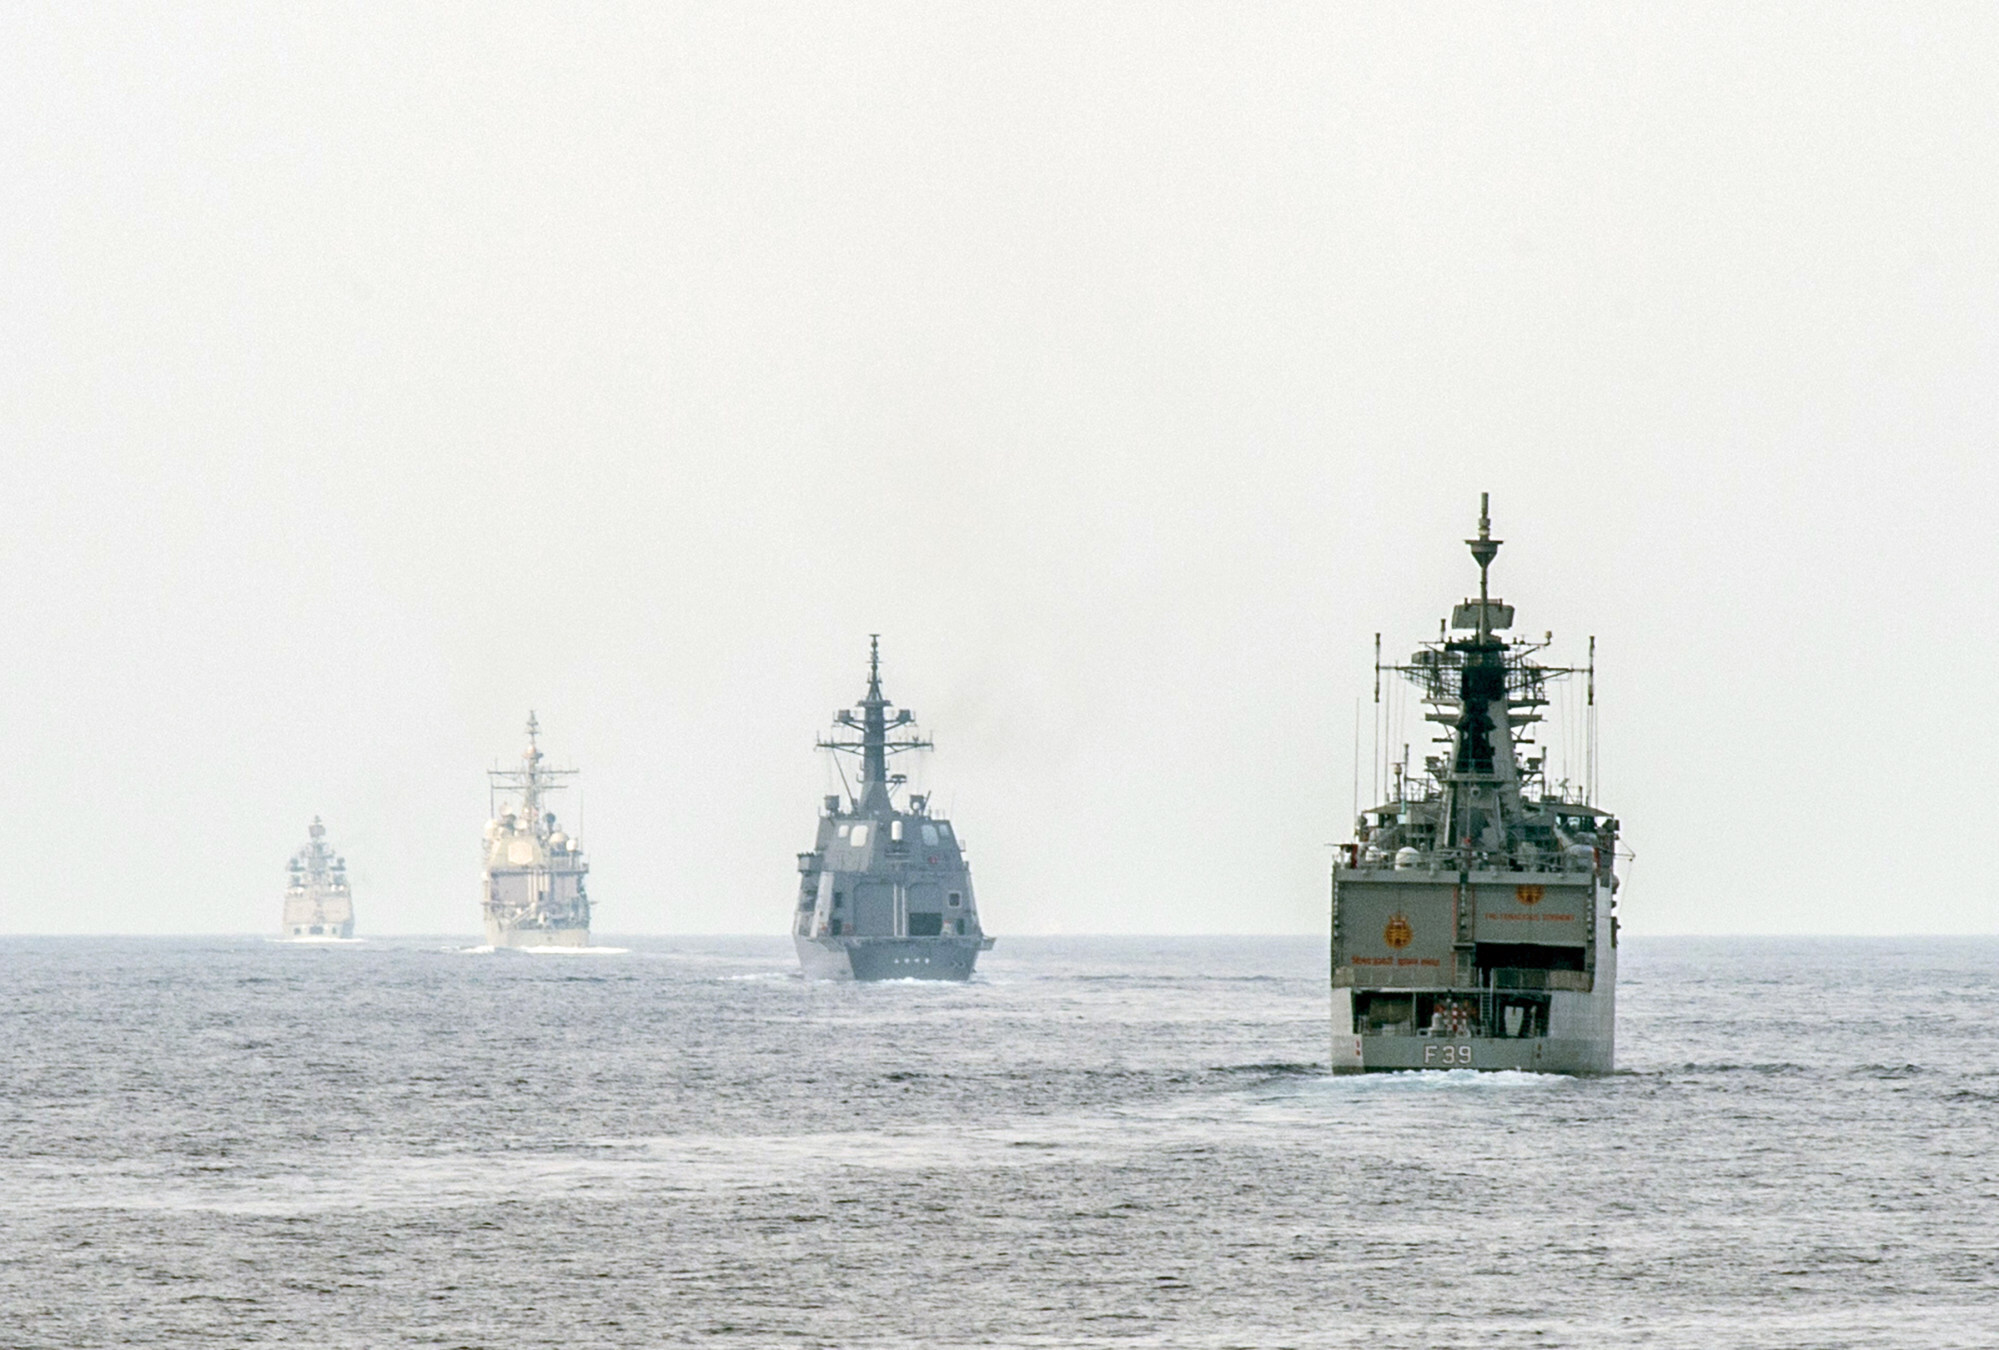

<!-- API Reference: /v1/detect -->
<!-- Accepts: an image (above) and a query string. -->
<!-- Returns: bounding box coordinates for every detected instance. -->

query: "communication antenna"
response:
[1371,632,1382,807]
[1351,697,1361,826]
[1587,635,1597,805]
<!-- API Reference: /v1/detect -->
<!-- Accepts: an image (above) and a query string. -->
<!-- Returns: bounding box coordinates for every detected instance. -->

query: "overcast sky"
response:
[3,4,1994,936]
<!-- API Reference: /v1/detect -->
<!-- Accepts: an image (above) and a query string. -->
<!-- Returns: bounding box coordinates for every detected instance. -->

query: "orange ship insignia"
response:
[1383,913,1413,949]
[1515,885,1545,906]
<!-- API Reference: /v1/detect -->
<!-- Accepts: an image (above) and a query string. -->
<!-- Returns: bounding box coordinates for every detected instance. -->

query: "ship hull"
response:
[282,902,354,939]
[280,923,356,942]
[484,919,590,949]
[1329,1030,1612,1075]
[1330,872,1617,1076]
[794,934,994,981]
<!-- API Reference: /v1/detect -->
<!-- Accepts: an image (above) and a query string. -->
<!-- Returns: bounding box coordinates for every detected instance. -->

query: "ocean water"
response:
[1,935,1994,1349]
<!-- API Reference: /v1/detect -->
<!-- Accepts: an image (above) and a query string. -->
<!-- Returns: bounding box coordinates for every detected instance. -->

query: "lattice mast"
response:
[488,711,578,838]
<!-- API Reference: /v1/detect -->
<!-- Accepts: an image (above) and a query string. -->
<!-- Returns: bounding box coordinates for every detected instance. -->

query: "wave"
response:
[1207,1061,1322,1078]
[453,944,629,956]
[1295,1067,1576,1092]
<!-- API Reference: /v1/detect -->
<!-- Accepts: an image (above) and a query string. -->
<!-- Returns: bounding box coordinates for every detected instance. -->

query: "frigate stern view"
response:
[1332,496,1623,1074]
[481,713,592,948]
[281,817,355,939]
[793,637,994,981]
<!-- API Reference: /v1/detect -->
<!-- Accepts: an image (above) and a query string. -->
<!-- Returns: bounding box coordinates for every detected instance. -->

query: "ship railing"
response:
[1341,851,1596,875]
[1333,966,1445,989]
[1334,966,1590,993]
[1488,968,1591,993]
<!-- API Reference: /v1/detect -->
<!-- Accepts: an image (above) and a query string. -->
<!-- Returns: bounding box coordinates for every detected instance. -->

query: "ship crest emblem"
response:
[1515,885,1545,906]
[1383,913,1413,950]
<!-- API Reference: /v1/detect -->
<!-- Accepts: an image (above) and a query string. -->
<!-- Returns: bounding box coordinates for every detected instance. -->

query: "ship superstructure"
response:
[1331,497,1621,1073]
[793,638,994,980]
[482,713,591,948]
[282,817,355,939]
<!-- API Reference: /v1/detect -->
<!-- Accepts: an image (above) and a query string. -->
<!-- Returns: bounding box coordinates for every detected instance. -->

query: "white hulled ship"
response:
[1331,497,1622,1074]
[281,817,355,940]
[481,713,591,948]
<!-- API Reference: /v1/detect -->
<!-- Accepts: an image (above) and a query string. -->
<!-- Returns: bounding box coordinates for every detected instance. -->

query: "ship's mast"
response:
[819,635,931,813]
[292,816,344,887]
[1364,497,1593,869]
[521,712,543,823]
[861,638,889,787]
[1468,491,1501,645]
[307,816,327,878]
[1451,495,1509,787]
[490,710,576,835]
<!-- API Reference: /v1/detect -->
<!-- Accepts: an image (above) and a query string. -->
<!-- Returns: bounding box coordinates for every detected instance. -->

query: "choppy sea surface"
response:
[2,935,1994,1349]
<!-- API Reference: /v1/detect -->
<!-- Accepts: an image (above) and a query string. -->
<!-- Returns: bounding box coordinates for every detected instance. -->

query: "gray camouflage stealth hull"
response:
[794,935,993,981]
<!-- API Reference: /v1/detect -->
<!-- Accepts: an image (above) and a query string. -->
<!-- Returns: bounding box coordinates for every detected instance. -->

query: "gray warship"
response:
[281,816,355,939]
[1331,496,1621,1074]
[793,638,994,980]
[481,713,592,948]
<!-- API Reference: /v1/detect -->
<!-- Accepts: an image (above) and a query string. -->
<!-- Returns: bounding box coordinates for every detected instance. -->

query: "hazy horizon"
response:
[5,5,1995,938]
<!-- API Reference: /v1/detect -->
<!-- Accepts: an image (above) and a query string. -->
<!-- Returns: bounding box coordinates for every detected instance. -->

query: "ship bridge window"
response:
[849,824,870,847]
[921,824,940,847]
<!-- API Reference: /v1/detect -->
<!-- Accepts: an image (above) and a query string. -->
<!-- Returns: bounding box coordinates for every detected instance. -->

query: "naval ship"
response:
[793,638,994,980]
[1331,497,1621,1074]
[281,816,355,939]
[481,713,592,948]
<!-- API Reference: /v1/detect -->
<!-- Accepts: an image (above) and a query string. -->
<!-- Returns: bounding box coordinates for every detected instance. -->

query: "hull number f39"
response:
[1423,1042,1474,1066]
